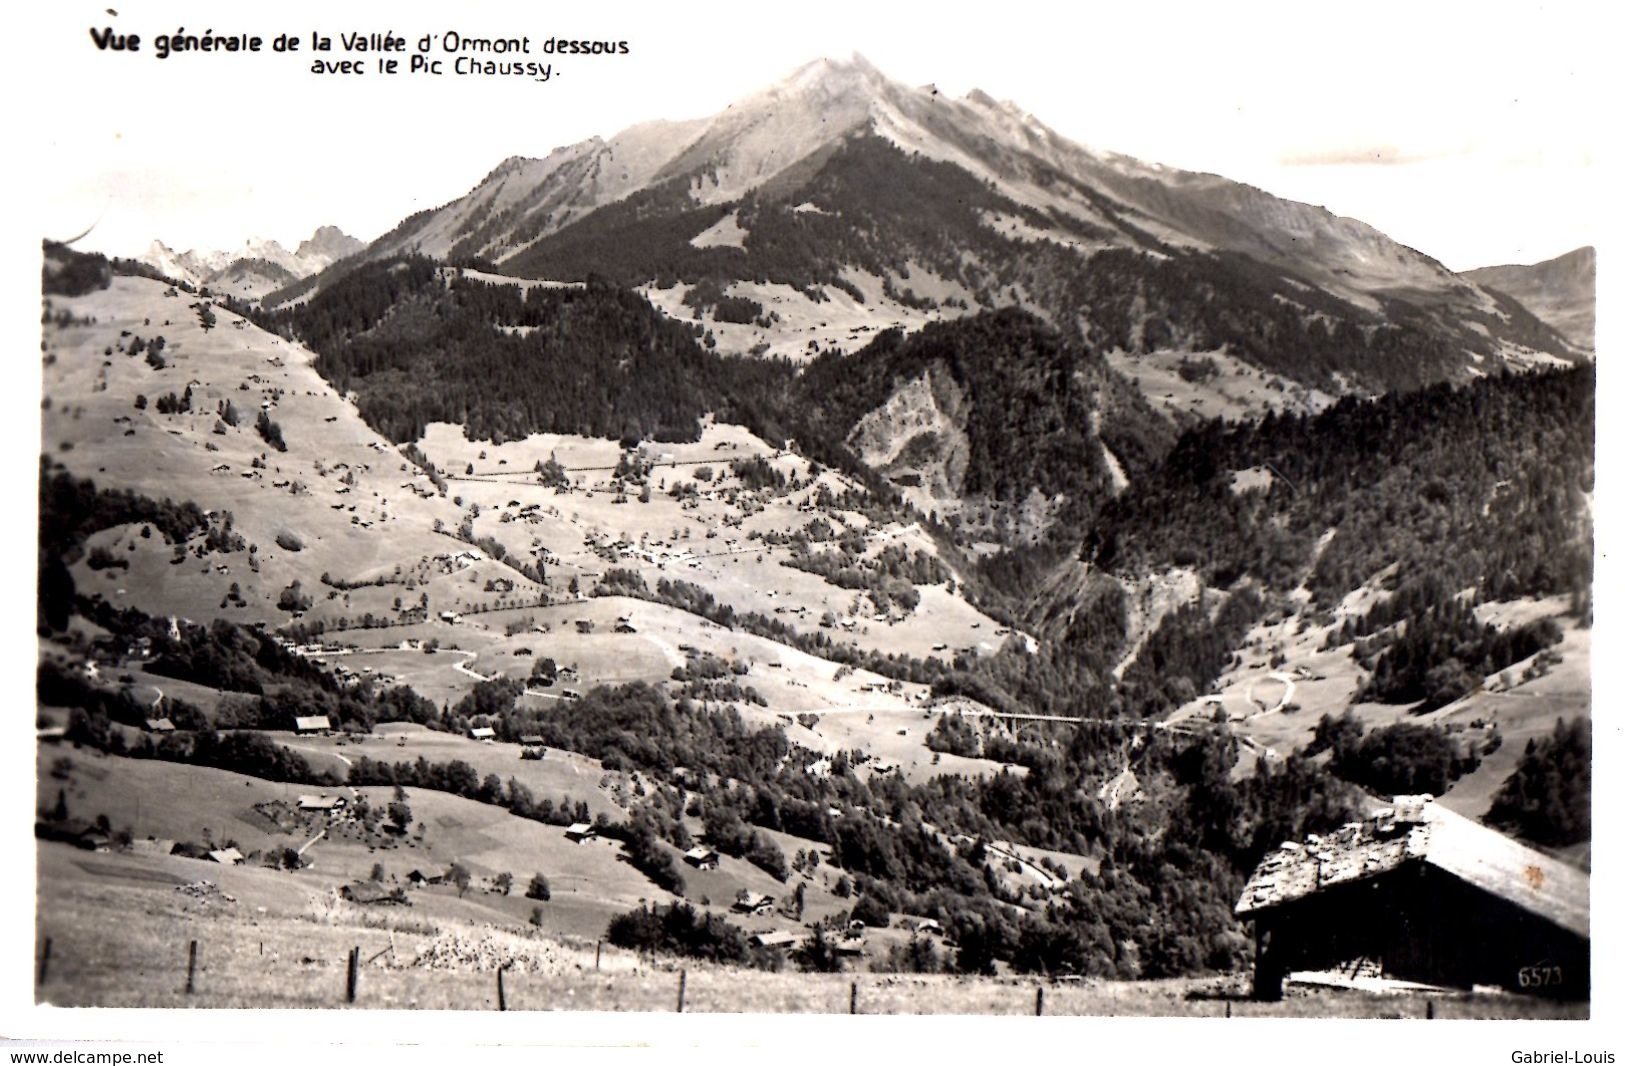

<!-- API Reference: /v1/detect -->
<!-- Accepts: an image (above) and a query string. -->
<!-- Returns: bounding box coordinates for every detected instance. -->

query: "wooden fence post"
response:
[185,940,198,995]
[37,938,52,986]
[596,939,602,971]
[346,946,360,1004]
[850,980,858,1015]
[498,964,508,1011]
[1035,985,1044,1016]
[677,969,687,1013]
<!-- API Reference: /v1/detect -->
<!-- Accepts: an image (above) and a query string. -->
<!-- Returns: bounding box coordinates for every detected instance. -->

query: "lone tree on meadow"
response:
[277,581,312,613]
[388,787,413,835]
[256,409,286,452]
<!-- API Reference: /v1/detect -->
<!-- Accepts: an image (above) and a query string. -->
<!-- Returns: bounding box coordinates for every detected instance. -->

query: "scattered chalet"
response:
[144,718,176,733]
[342,881,408,905]
[293,715,332,735]
[565,822,597,843]
[1235,795,1589,999]
[684,846,721,870]
[732,890,775,915]
[467,726,496,741]
[297,794,346,815]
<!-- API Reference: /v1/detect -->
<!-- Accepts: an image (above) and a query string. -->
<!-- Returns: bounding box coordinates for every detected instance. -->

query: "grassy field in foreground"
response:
[34,843,1583,1018]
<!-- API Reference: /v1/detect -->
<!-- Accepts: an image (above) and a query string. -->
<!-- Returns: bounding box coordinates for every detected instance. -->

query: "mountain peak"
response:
[779,53,888,95]
[295,225,364,263]
[744,53,898,121]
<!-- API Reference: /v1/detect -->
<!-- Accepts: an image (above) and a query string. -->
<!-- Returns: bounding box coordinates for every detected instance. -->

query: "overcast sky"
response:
[29,0,1605,271]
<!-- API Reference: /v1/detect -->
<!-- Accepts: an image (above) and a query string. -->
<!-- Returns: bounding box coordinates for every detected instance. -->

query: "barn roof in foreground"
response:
[1235,795,1588,938]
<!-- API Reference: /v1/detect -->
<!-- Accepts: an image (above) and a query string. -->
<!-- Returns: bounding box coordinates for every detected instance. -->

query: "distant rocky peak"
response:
[295,225,364,263]
[139,224,363,288]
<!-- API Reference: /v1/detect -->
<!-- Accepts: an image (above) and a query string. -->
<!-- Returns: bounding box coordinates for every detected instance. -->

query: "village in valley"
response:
[30,46,1595,1020]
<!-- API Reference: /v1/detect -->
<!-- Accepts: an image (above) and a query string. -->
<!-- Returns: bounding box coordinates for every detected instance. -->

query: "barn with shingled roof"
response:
[1235,795,1588,999]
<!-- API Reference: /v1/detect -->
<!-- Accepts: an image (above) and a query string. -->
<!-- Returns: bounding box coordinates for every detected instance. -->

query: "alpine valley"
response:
[36,55,1593,1013]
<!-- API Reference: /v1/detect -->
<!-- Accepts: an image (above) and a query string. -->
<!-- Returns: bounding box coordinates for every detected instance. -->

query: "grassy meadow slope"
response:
[34,839,1580,1016]
[41,268,1018,769]
[41,275,523,626]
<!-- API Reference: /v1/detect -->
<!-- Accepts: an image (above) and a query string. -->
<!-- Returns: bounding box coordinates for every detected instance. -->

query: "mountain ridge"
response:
[141,224,363,295]
[344,55,1475,305]
[1464,246,1595,351]
[270,54,1581,411]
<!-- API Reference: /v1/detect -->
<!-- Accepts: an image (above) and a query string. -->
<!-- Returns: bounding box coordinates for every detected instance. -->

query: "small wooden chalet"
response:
[684,846,721,870]
[1236,795,1588,999]
[732,890,775,915]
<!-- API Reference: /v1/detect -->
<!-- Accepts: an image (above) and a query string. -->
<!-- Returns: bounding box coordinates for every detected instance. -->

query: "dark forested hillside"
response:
[1487,718,1591,846]
[1086,365,1593,608]
[267,267,1169,521]
[927,365,1592,736]
[262,259,786,445]
[43,241,112,297]
[793,309,1169,503]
